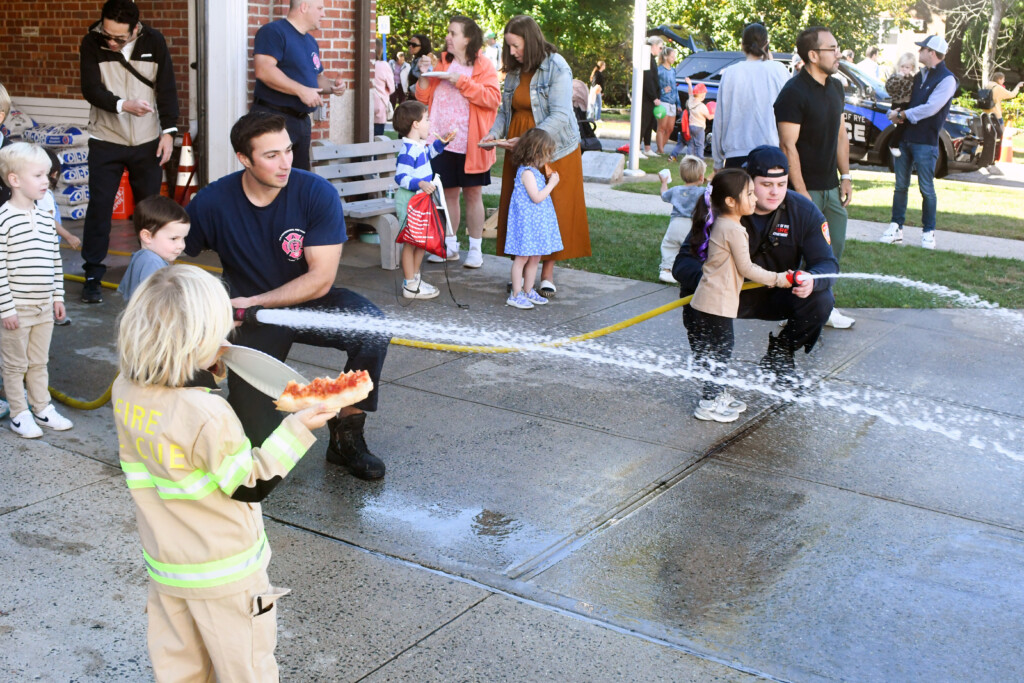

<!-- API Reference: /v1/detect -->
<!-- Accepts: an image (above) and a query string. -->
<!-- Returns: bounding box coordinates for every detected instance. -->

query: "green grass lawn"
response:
[463,195,1024,309]
[615,168,1024,241]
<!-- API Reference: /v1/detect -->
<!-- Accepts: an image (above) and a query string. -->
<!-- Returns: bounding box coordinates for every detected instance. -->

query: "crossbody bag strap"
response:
[118,54,156,90]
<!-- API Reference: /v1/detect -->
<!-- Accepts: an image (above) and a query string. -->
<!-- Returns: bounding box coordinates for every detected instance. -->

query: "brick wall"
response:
[247,0,365,141]
[0,1,192,131]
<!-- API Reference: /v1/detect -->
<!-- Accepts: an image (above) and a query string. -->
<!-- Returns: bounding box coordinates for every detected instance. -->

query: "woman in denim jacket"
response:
[482,15,590,298]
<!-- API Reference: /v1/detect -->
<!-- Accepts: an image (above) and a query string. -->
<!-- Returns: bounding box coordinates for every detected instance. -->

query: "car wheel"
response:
[935,145,948,178]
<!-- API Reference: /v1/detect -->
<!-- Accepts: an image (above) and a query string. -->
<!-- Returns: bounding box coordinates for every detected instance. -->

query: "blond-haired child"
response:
[113,265,335,680]
[657,154,707,283]
[0,142,72,437]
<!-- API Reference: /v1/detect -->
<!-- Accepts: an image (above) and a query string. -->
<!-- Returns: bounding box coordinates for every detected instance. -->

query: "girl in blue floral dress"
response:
[504,128,563,309]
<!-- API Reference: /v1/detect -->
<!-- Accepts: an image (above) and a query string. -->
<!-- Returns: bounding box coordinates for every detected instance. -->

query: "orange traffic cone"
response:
[998,135,1014,163]
[111,169,134,220]
[175,132,199,206]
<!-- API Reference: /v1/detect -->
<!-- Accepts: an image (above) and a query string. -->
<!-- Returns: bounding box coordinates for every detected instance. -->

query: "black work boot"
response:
[81,278,103,304]
[326,412,385,480]
[758,333,799,389]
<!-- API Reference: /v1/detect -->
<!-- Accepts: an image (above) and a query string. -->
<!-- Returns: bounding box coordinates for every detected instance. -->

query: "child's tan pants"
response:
[0,304,54,416]
[146,574,289,683]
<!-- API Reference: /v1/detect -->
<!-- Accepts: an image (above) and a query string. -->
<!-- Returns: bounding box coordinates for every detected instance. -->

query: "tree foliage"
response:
[375,0,914,105]
[937,0,1024,84]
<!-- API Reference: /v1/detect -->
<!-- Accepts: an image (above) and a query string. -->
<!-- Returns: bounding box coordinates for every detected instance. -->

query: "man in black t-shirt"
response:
[774,26,855,330]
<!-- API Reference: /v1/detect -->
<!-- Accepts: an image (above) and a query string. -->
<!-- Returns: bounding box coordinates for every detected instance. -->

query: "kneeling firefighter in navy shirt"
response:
[673,145,839,384]
[185,112,389,480]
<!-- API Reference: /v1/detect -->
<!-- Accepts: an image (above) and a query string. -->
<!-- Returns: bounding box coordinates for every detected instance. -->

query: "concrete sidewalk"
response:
[482,175,1024,261]
[3,228,1024,681]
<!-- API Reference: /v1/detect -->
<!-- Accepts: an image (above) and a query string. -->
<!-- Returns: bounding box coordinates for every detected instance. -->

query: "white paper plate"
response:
[421,71,447,78]
[221,345,308,399]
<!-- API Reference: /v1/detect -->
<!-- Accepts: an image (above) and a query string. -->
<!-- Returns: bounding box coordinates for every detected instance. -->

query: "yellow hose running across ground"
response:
[50,268,765,409]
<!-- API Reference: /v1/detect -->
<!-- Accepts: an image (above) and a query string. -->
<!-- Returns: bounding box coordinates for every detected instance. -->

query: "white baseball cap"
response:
[915,35,949,54]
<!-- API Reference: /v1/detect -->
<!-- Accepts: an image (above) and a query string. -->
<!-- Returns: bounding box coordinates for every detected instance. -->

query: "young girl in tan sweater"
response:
[688,168,793,422]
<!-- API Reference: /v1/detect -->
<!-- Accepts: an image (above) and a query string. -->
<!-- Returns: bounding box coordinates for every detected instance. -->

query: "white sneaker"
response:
[658,269,677,284]
[463,248,483,269]
[506,292,534,309]
[638,152,649,160]
[719,391,747,413]
[402,278,440,299]
[646,149,660,157]
[921,232,936,250]
[879,222,903,244]
[10,410,43,438]
[426,252,446,263]
[826,308,856,329]
[35,404,73,430]
[445,238,461,261]
[694,395,739,423]
[890,146,902,158]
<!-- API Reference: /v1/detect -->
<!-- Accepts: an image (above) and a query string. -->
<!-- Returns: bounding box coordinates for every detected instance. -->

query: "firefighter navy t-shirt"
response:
[253,18,324,114]
[185,169,345,299]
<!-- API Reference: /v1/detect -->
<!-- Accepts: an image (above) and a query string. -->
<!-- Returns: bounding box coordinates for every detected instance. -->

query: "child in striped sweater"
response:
[393,100,451,299]
[0,142,73,438]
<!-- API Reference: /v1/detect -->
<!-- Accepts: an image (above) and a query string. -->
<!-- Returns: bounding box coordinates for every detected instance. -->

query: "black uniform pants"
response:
[683,285,833,363]
[689,309,734,400]
[83,137,162,281]
[252,103,313,172]
[229,288,389,446]
[641,99,655,148]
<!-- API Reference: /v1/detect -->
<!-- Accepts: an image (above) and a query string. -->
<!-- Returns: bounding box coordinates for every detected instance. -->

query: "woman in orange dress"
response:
[481,15,589,298]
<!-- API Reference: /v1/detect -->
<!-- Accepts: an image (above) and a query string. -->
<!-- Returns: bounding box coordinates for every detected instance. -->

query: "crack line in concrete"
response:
[268,516,791,683]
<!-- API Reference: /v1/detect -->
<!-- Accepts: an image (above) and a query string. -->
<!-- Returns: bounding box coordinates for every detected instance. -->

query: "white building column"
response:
[203,0,249,181]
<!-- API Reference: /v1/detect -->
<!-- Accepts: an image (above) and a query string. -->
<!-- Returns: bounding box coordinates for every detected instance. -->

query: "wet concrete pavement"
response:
[2,228,1024,681]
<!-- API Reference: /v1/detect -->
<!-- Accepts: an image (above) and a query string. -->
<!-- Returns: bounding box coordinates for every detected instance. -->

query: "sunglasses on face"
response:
[408,41,420,47]
[95,27,132,45]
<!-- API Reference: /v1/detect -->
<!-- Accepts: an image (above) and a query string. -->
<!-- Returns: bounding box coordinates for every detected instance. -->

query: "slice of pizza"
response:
[274,370,374,413]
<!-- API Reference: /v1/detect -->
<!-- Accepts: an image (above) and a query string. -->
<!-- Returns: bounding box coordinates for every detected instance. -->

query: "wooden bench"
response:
[11,97,92,128]
[312,138,403,270]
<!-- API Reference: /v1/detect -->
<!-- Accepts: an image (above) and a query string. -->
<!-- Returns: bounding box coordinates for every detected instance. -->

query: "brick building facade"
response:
[1,1,371,151]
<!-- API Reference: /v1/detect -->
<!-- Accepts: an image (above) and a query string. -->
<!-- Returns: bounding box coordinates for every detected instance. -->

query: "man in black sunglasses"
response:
[79,0,180,304]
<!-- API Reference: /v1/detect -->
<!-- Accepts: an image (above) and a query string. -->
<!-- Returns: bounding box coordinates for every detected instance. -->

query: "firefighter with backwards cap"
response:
[673,145,839,391]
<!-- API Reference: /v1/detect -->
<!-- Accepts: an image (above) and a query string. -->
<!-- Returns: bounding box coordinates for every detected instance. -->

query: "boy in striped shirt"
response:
[0,142,73,438]
[393,100,451,299]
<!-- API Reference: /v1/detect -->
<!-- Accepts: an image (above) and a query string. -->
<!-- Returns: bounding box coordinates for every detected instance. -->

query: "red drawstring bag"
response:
[679,106,691,142]
[396,191,447,259]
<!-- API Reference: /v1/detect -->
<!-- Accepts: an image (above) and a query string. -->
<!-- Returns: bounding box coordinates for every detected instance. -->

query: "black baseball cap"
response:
[744,145,789,178]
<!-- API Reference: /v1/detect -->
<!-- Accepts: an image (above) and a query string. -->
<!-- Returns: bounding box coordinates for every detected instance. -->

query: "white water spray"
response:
[254,272,1024,460]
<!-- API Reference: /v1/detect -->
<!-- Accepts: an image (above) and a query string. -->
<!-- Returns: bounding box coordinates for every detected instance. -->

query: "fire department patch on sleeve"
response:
[821,221,831,245]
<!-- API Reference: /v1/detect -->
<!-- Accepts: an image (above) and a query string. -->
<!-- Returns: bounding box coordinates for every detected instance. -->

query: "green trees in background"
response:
[376,0,911,106]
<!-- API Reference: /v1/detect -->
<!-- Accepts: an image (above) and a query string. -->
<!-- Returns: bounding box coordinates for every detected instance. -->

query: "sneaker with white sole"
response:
[0,399,8,420]
[426,252,446,263]
[719,391,746,413]
[10,410,43,438]
[402,278,439,299]
[826,308,856,329]
[879,222,903,244]
[445,238,461,261]
[921,231,936,249]
[34,404,73,431]
[463,248,483,269]
[506,292,534,309]
[658,269,677,284]
[694,395,739,423]
[525,289,549,305]
[646,150,660,157]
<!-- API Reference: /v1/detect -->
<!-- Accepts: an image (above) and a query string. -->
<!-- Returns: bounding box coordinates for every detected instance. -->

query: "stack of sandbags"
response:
[22,125,91,221]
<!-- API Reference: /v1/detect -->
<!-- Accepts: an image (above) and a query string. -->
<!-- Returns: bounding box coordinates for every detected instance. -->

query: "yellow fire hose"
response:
[50,260,766,409]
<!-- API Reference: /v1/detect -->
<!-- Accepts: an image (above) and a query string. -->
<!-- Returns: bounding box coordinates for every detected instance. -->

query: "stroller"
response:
[572,78,602,152]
